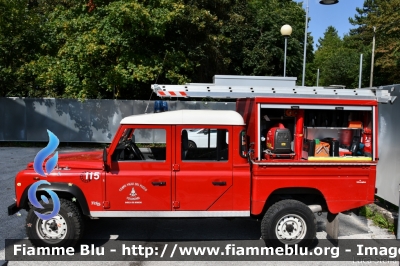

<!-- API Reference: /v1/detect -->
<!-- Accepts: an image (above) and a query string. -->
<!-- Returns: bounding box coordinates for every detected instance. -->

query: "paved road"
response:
[0,147,396,266]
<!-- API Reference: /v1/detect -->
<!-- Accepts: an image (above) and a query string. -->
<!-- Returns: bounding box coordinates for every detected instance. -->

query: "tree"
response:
[25,0,187,99]
[160,0,234,84]
[0,0,42,96]
[314,26,360,88]
[348,0,378,38]
[348,0,400,86]
[369,0,400,84]
[0,0,314,99]
[6,0,236,99]
[223,0,313,80]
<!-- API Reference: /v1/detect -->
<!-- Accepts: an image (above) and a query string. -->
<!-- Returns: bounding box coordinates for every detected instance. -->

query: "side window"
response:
[181,128,229,161]
[112,128,166,161]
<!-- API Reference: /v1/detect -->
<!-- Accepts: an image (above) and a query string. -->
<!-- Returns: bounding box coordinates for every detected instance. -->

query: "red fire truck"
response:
[8,76,380,248]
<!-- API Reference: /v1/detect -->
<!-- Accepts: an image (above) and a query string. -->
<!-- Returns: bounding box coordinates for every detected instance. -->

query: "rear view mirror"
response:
[103,147,108,170]
[240,130,248,158]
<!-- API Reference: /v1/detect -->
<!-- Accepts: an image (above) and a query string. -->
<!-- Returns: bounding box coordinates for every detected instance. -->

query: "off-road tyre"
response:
[26,198,84,247]
[188,140,197,149]
[261,199,316,247]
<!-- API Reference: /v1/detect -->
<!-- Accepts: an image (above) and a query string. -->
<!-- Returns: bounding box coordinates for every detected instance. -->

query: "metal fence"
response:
[0,98,235,143]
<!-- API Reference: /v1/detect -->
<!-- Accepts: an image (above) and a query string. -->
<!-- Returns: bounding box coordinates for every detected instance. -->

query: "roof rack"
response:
[151,76,399,103]
[151,84,377,100]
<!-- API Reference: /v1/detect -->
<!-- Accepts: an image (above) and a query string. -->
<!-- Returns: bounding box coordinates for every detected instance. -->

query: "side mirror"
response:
[103,147,108,170]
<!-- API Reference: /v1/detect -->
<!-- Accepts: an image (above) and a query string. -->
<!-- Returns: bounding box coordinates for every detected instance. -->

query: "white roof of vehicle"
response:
[120,110,245,125]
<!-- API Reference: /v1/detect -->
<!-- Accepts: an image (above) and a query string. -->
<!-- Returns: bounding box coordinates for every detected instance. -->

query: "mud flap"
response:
[326,212,339,244]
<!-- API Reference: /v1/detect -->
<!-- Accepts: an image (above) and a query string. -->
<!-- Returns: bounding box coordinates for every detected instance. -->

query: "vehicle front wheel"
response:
[26,198,84,247]
[188,140,197,149]
[261,199,316,247]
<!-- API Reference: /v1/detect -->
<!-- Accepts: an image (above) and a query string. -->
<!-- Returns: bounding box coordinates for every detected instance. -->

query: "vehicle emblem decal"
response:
[127,187,140,201]
[119,182,147,204]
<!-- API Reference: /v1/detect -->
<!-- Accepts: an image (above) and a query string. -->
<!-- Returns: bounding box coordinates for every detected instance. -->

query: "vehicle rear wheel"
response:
[26,198,84,247]
[188,140,197,149]
[261,199,316,247]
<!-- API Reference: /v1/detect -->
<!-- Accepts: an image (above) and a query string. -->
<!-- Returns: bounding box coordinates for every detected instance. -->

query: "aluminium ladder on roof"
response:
[151,83,378,100]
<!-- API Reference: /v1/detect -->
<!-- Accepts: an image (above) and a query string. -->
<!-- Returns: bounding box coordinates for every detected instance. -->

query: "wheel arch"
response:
[259,187,328,217]
[20,182,90,216]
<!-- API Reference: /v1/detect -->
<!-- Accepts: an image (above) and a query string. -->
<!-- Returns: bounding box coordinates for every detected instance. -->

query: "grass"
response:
[359,205,395,233]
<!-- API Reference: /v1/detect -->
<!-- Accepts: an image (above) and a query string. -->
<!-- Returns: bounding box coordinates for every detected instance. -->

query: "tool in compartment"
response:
[314,139,330,157]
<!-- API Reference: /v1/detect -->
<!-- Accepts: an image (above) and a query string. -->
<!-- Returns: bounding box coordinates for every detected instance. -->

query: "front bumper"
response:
[8,203,20,216]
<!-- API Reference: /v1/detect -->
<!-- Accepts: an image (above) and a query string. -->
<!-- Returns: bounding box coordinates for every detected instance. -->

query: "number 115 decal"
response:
[80,172,100,183]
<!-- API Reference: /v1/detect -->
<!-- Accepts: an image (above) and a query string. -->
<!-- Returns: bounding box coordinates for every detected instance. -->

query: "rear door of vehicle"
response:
[174,125,233,210]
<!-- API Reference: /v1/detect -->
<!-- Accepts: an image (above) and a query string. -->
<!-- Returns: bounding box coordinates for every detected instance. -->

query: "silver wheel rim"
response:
[36,213,68,240]
[275,214,307,243]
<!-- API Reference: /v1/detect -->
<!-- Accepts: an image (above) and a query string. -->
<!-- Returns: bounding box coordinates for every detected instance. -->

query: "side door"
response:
[174,125,233,210]
[106,125,172,211]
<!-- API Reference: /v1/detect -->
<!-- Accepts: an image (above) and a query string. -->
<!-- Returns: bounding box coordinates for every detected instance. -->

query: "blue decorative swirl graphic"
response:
[45,151,58,176]
[28,180,61,221]
[34,130,59,177]
[29,129,61,221]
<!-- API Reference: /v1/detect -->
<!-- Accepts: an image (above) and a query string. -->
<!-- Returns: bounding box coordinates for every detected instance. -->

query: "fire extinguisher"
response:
[362,128,372,155]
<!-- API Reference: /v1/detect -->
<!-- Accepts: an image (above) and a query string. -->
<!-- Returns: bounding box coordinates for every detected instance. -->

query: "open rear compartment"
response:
[259,104,374,162]
[260,107,296,159]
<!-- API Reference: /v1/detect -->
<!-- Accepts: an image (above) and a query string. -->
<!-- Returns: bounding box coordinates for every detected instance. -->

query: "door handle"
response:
[152,181,166,186]
[212,181,226,186]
